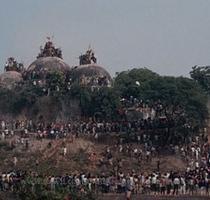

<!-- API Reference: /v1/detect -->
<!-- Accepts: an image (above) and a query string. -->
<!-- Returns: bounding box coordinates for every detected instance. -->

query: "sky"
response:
[0,0,210,77]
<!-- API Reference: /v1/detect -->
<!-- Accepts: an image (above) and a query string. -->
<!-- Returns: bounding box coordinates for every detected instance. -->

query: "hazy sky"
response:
[1,0,210,77]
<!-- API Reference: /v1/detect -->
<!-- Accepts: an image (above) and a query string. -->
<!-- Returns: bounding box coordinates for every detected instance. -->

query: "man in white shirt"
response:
[63,147,67,156]
[173,177,180,195]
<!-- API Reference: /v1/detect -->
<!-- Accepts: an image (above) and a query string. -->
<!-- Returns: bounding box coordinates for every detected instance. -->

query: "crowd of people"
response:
[0,117,191,147]
[37,37,62,59]
[0,98,193,147]
[0,97,209,198]
[4,57,24,73]
[0,119,209,198]
[0,165,210,197]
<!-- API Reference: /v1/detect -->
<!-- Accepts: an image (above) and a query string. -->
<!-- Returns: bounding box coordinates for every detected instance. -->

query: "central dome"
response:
[70,48,112,87]
[71,64,111,79]
[70,64,112,87]
[27,57,71,79]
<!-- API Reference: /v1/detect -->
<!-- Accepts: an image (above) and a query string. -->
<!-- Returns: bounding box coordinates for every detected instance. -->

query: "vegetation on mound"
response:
[14,176,96,200]
[190,65,210,95]
[0,68,208,134]
[115,68,208,127]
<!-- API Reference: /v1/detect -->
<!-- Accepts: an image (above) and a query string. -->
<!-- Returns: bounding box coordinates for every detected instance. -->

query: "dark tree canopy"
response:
[114,68,208,128]
[114,68,159,98]
[190,65,210,94]
[68,85,120,120]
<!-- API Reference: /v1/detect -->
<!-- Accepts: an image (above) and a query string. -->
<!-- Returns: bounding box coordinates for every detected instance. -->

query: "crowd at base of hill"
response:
[0,166,210,198]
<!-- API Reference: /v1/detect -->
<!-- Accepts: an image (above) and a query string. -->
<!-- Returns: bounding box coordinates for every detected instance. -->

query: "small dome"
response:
[27,57,71,79]
[70,64,112,87]
[0,71,23,90]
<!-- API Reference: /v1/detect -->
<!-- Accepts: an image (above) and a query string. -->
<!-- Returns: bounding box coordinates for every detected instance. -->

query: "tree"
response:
[114,68,159,98]
[190,65,210,94]
[66,83,120,120]
[46,71,65,95]
[114,68,208,130]
[16,176,96,200]
[91,87,120,120]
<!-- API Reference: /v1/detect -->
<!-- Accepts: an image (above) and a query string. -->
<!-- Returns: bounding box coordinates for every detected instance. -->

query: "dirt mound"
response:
[0,137,104,175]
[0,136,187,176]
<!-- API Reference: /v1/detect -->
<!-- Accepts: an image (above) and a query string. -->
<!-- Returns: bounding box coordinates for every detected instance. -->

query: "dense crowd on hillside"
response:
[0,123,209,198]
[0,118,191,150]
[0,96,208,198]
[0,98,192,145]
[0,137,209,199]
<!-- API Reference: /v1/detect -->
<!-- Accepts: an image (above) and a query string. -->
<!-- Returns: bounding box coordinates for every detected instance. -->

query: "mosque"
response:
[0,39,112,90]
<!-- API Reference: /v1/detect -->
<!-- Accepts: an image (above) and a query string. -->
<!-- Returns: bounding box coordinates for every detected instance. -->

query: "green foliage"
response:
[0,88,27,114]
[0,88,15,113]
[147,76,207,127]
[114,68,208,128]
[16,176,96,200]
[92,87,121,119]
[114,67,159,97]
[67,83,120,119]
[175,77,208,124]
[46,71,66,96]
[80,87,120,119]
[0,80,47,115]
[190,66,210,94]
